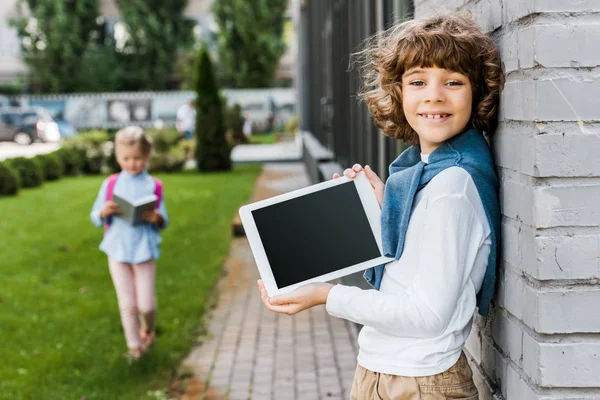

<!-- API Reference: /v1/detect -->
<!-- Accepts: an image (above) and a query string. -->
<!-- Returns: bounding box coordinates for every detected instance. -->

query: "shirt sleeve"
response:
[90,178,109,227]
[325,194,486,338]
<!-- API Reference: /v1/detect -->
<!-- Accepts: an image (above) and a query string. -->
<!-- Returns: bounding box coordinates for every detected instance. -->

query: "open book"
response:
[113,193,157,226]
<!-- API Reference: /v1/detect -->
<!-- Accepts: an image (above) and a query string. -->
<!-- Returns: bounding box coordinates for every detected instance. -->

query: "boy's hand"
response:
[333,164,384,207]
[100,201,120,219]
[257,280,333,315]
[142,210,164,226]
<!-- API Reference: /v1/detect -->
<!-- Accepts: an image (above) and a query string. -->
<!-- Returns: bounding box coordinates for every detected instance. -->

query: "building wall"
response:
[413,0,600,399]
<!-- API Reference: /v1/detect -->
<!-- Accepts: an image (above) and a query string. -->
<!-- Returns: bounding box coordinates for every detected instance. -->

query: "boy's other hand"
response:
[100,201,120,219]
[257,279,333,315]
[333,164,384,207]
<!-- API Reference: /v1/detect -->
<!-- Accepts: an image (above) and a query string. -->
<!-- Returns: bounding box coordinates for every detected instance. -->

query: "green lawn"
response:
[0,166,261,399]
[249,131,277,145]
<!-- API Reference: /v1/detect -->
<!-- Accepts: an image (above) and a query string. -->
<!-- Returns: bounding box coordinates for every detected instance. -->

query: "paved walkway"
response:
[179,163,358,400]
[0,142,60,161]
[230,136,302,164]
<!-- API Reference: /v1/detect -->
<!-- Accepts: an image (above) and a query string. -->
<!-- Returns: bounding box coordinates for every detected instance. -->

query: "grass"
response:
[0,165,261,399]
[249,131,277,145]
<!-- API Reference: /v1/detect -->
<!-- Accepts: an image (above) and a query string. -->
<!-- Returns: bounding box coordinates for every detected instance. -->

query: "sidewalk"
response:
[179,163,358,400]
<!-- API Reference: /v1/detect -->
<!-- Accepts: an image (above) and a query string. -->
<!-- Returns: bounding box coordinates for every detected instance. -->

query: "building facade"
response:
[296,0,600,398]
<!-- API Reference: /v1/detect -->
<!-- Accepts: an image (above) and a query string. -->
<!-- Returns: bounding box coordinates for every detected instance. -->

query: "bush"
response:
[34,153,64,181]
[54,147,85,176]
[194,45,231,171]
[63,130,112,174]
[6,157,44,188]
[225,103,247,145]
[146,128,180,153]
[285,115,299,135]
[0,162,20,196]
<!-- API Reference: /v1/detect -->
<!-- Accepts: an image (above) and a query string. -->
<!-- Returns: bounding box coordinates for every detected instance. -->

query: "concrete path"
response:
[179,163,358,400]
[0,142,60,161]
[230,136,302,164]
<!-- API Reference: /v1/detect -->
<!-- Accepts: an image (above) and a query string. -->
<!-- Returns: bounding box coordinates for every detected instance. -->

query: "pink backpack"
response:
[104,173,163,233]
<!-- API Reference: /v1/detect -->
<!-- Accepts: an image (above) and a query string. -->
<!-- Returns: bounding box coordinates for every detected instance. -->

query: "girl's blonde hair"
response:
[114,126,153,156]
[356,11,505,145]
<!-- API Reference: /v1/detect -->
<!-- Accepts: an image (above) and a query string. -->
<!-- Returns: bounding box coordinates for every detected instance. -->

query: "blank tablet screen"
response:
[251,181,382,288]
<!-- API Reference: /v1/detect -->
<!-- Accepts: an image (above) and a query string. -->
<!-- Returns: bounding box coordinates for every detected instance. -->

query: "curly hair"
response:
[356,12,505,145]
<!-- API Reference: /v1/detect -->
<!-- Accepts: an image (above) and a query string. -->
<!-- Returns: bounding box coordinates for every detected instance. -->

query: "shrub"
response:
[285,115,299,135]
[6,157,44,188]
[34,153,64,181]
[54,147,84,176]
[194,45,231,171]
[0,162,20,196]
[146,128,180,153]
[63,130,112,174]
[225,103,247,145]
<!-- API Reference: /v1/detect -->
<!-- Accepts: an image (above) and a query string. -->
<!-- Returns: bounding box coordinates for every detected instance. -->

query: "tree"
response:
[115,0,194,90]
[194,45,231,172]
[11,0,104,93]
[212,0,288,88]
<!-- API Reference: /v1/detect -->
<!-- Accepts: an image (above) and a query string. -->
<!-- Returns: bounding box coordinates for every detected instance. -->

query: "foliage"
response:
[63,130,113,174]
[34,153,64,181]
[6,157,44,188]
[0,162,20,196]
[114,0,194,90]
[212,0,288,88]
[11,0,104,93]
[225,103,248,144]
[194,46,231,171]
[54,147,85,176]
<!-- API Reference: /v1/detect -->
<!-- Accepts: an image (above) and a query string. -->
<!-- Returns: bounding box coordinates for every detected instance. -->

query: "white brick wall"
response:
[415,0,600,398]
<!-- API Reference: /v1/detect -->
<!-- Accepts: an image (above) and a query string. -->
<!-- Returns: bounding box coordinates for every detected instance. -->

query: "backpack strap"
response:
[104,173,119,233]
[153,178,163,209]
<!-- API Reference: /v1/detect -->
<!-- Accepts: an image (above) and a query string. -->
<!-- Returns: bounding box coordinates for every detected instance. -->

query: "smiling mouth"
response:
[418,114,452,119]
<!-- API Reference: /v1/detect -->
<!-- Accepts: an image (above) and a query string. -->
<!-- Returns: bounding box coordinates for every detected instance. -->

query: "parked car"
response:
[54,118,78,138]
[0,107,61,145]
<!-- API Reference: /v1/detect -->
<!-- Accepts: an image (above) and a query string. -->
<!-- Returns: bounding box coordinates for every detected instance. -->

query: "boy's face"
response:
[401,66,473,154]
[116,144,149,175]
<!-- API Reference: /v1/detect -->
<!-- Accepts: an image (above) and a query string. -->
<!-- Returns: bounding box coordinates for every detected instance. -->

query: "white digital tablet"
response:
[239,172,394,297]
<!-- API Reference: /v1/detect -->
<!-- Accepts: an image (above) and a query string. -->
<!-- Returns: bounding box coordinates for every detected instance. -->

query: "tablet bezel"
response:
[239,172,393,296]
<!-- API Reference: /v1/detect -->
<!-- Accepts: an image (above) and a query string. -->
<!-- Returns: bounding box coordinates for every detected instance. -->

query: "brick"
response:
[465,322,482,364]
[467,0,502,32]
[503,0,599,24]
[480,337,508,388]
[518,27,536,69]
[504,363,540,400]
[535,184,600,228]
[499,175,535,226]
[523,335,600,387]
[503,78,600,122]
[533,235,600,280]
[534,134,600,177]
[491,311,524,366]
[531,24,600,68]
[500,29,519,73]
[498,266,600,333]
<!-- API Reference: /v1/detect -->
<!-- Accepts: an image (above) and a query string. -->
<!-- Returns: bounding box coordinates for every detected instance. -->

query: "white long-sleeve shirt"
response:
[326,163,491,376]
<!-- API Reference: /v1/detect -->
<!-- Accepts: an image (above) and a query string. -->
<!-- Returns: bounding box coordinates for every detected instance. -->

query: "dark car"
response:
[0,108,61,145]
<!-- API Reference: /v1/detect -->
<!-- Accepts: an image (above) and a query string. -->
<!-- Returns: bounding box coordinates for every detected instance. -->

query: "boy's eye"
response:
[446,80,464,86]
[409,80,425,86]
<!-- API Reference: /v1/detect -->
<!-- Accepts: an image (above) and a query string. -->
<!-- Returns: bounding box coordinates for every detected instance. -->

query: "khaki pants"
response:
[350,352,479,400]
